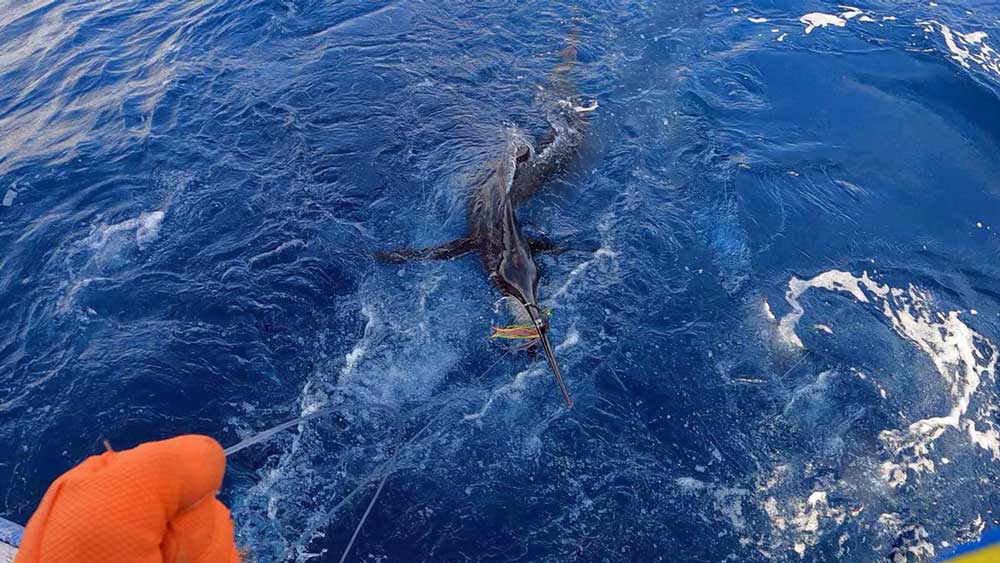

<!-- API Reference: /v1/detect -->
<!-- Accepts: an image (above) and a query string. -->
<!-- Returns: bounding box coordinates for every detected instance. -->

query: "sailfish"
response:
[378,35,595,408]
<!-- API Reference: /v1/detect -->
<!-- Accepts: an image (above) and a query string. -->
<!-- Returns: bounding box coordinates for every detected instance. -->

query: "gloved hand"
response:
[15,435,240,563]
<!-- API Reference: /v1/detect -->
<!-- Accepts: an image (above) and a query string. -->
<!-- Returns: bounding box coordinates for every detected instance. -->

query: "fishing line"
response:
[225,348,510,458]
[226,351,506,560]
[474,346,513,381]
[223,405,341,457]
[338,415,438,563]
[339,470,391,563]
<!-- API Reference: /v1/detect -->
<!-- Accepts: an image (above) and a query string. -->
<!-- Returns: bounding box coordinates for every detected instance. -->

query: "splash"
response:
[879,513,936,560]
[56,209,168,312]
[545,247,617,305]
[339,304,375,383]
[465,327,579,421]
[676,477,749,526]
[777,270,998,488]
[764,491,847,558]
[544,211,619,307]
[86,209,166,249]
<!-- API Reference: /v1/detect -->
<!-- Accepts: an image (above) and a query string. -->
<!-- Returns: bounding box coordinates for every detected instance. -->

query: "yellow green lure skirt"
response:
[489,309,552,340]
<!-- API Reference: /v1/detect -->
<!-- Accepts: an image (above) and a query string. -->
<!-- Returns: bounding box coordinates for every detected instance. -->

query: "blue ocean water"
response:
[2,0,1000,561]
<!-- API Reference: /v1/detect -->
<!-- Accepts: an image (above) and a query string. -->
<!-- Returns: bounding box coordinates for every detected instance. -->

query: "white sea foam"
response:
[839,6,864,20]
[800,13,847,34]
[88,210,165,248]
[878,514,936,559]
[297,380,326,417]
[2,189,15,207]
[795,7,892,36]
[675,478,750,538]
[135,211,164,244]
[759,463,849,559]
[778,270,880,348]
[787,491,846,557]
[675,476,706,492]
[57,276,112,313]
[713,487,750,531]
[762,298,777,323]
[964,31,988,44]
[545,246,617,305]
[776,270,999,489]
[340,304,376,383]
[929,22,1000,76]
[57,209,168,312]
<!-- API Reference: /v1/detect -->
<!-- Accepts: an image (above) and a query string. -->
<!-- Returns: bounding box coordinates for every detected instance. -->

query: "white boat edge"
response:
[0,541,16,563]
[0,516,21,562]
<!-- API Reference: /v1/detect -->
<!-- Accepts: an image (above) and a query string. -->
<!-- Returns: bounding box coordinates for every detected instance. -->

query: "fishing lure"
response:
[490,309,553,340]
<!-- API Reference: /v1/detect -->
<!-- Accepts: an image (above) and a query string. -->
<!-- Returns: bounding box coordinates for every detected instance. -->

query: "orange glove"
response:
[15,435,240,563]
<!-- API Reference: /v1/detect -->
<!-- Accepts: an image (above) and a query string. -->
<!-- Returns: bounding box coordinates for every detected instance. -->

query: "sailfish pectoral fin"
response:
[376,237,476,263]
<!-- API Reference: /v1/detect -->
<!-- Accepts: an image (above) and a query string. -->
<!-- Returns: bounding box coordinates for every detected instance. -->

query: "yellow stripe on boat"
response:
[939,528,1000,563]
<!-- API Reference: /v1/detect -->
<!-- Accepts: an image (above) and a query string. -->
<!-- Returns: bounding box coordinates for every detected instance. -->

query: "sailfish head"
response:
[495,205,572,409]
